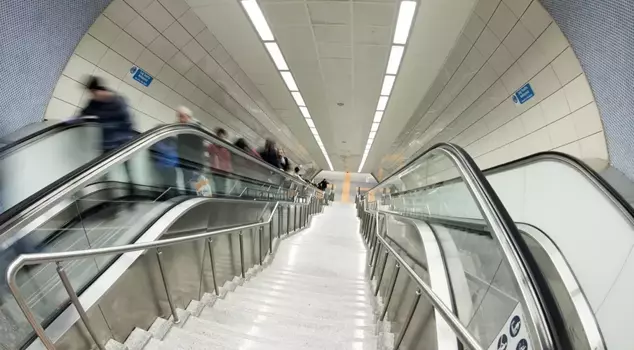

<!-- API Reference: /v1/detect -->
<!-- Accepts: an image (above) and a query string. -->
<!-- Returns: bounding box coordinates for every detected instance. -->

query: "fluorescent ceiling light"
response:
[241,0,274,41]
[369,131,377,139]
[373,111,383,123]
[377,96,389,111]
[280,71,298,91]
[291,91,305,106]
[265,42,288,70]
[394,1,417,44]
[306,119,315,128]
[386,45,404,75]
[381,75,396,96]
[310,127,318,134]
[299,106,311,119]
[370,123,380,132]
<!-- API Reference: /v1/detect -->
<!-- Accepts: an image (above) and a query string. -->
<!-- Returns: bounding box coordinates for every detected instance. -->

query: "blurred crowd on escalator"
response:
[77,76,326,198]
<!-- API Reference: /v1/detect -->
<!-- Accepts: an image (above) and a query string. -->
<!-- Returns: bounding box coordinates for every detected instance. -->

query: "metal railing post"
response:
[381,263,400,321]
[239,232,245,278]
[294,205,298,230]
[395,289,422,349]
[258,226,263,266]
[206,238,219,295]
[286,206,291,235]
[369,244,381,276]
[268,222,273,254]
[375,251,389,295]
[156,248,179,324]
[277,207,282,239]
[57,263,105,350]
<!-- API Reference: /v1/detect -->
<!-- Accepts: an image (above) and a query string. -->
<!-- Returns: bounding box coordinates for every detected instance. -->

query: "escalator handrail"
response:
[377,151,634,229]
[6,199,305,349]
[0,119,95,156]
[0,123,320,233]
[364,143,555,350]
[364,208,482,350]
[374,208,605,350]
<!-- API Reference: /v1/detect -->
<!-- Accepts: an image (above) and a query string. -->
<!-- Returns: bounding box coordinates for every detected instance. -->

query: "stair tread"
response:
[220,293,376,320]
[176,315,382,350]
[246,278,373,296]
[257,269,370,284]
[203,298,377,330]
[235,283,376,304]
[192,302,378,342]
[232,284,376,308]
[226,288,376,315]
[250,274,371,291]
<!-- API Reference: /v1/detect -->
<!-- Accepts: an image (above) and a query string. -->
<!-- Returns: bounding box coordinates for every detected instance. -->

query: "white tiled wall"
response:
[382,0,607,173]
[45,0,274,151]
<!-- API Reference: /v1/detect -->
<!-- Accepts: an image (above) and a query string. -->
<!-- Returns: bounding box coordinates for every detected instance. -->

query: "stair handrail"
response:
[365,208,482,350]
[362,143,555,350]
[7,199,319,350]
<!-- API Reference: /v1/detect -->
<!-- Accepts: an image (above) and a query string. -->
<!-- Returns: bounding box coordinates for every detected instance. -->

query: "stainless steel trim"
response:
[395,289,422,349]
[374,232,483,350]
[156,248,178,324]
[57,263,105,350]
[7,200,309,349]
[517,224,607,350]
[206,238,219,296]
[367,144,555,350]
[1,123,320,238]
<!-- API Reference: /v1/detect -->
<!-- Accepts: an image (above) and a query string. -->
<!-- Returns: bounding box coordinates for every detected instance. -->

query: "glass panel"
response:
[368,148,530,347]
[0,126,314,349]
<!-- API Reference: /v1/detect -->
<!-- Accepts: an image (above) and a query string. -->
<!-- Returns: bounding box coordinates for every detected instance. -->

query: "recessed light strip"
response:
[358,0,417,172]
[241,0,333,170]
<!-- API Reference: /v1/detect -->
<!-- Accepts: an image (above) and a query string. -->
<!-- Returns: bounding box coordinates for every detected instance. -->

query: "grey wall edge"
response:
[0,0,112,137]
[539,0,634,181]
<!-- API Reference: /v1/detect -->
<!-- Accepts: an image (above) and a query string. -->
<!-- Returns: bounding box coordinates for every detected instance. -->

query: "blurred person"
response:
[80,76,136,197]
[279,149,291,172]
[294,166,302,179]
[208,128,233,194]
[318,179,329,191]
[234,138,262,160]
[175,106,205,193]
[259,139,281,168]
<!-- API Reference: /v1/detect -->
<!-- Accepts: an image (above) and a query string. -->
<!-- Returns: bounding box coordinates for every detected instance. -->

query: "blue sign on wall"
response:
[130,66,153,87]
[512,83,534,104]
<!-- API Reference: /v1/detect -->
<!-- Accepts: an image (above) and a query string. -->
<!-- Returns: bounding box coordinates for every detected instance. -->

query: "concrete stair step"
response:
[179,315,382,350]
[221,292,375,320]
[227,287,376,315]
[235,283,376,304]
[192,301,379,343]
[253,272,370,289]
[204,298,377,330]
[246,277,372,296]
[258,268,370,284]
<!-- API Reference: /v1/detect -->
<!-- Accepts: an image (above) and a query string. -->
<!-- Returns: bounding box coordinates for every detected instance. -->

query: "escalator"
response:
[0,123,318,350]
[4,133,624,349]
[360,146,633,349]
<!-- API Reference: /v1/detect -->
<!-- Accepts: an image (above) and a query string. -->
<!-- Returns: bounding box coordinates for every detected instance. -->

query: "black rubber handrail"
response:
[0,123,319,229]
[0,119,94,156]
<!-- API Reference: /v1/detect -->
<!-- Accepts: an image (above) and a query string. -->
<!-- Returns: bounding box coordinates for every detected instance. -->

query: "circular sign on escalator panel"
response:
[510,315,521,337]
[516,339,528,350]
[497,334,508,350]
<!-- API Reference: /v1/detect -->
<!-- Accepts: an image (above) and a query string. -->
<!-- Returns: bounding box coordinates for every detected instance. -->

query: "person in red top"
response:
[208,128,233,194]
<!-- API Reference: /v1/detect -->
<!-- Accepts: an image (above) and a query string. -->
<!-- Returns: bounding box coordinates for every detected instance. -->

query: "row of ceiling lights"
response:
[358,0,417,172]
[241,0,334,170]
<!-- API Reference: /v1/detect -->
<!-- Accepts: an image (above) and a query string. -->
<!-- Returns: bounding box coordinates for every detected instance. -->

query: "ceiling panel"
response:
[313,25,351,43]
[307,2,351,25]
[261,3,310,26]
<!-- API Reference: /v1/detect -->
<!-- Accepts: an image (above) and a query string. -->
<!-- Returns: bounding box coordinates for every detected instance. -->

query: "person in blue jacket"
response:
[80,76,137,197]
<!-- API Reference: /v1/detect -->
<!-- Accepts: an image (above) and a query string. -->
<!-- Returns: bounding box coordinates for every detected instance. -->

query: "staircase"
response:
[106,203,394,350]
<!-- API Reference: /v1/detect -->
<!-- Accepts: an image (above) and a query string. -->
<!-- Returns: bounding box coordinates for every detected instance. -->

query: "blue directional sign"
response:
[512,83,534,104]
[130,66,153,87]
